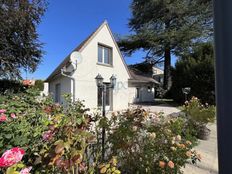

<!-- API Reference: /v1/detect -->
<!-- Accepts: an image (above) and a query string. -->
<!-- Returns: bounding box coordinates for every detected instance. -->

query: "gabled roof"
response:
[128,67,160,84]
[46,21,131,82]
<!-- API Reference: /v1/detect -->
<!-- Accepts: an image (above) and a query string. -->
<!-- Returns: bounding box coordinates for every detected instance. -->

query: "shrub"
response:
[169,42,215,104]
[0,89,201,174]
[183,97,216,127]
[34,80,44,91]
[106,109,200,174]
[0,89,120,174]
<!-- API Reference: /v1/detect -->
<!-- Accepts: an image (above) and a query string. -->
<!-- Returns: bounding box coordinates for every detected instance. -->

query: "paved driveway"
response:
[132,104,218,174]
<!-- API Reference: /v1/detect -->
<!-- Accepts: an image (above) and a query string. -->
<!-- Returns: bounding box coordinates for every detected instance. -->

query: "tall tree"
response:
[0,0,47,79]
[170,42,215,104]
[118,0,213,90]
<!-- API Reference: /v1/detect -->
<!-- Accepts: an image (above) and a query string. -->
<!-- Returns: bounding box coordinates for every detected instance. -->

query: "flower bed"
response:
[0,89,202,174]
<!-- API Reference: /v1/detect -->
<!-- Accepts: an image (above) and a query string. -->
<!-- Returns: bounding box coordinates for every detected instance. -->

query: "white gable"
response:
[71,22,130,110]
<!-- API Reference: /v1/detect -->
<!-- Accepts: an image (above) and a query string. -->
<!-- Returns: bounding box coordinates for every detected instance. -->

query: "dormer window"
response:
[98,44,112,65]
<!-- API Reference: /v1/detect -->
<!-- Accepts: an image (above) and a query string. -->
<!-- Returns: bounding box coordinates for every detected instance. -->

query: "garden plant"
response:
[0,88,203,174]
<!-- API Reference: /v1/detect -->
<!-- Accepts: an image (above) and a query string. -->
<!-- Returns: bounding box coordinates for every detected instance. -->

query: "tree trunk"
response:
[163,47,171,90]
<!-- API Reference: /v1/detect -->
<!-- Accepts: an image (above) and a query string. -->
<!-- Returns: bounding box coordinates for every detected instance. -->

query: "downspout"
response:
[61,68,76,102]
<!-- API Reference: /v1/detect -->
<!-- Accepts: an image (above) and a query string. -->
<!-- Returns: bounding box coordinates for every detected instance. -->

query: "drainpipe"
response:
[61,68,76,102]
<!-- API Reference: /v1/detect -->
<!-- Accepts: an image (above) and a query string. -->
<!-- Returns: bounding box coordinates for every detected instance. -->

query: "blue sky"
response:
[26,0,176,80]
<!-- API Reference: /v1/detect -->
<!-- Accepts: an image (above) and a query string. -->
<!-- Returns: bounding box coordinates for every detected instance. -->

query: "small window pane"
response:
[105,87,110,106]
[104,48,109,64]
[98,46,103,63]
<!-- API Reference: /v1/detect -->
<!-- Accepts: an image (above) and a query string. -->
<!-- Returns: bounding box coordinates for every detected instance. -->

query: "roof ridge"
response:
[46,21,107,81]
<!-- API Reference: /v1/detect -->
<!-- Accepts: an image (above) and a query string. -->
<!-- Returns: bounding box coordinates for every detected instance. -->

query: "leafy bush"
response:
[0,79,26,94]
[169,42,215,104]
[105,109,200,174]
[0,89,120,174]
[183,97,215,126]
[0,89,201,174]
[34,80,44,91]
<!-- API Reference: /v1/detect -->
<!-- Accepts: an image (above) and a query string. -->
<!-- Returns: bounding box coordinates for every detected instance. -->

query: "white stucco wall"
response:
[128,87,139,104]
[128,86,155,103]
[71,24,130,110]
[49,76,71,104]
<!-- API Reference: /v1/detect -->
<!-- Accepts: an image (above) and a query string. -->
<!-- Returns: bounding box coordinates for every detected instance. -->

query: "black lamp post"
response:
[95,74,116,161]
[182,87,191,101]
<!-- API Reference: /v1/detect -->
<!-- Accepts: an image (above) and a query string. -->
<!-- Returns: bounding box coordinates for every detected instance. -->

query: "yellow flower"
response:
[149,132,156,139]
[170,146,176,151]
[186,151,192,157]
[177,143,186,148]
[100,166,107,173]
[176,135,181,141]
[186,141,192,145]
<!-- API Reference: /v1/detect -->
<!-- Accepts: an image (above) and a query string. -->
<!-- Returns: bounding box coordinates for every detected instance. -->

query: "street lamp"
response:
[182,87,191,101]
[95,74,116,161]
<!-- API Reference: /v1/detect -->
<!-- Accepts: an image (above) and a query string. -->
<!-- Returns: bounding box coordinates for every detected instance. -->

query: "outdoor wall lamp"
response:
[95,73,104,87]
[95,74,117,89]
[95,74,116,161]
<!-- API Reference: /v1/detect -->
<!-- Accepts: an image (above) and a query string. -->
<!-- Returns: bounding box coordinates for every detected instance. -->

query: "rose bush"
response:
[0,89,201,173]
[105,109,200,174]
[0,90,120,174]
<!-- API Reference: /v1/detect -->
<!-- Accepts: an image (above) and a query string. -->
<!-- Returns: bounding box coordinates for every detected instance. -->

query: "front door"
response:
[97,83,112,111]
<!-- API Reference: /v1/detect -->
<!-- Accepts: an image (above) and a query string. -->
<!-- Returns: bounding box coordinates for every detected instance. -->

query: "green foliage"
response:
[106,109,200,174]
[0,89,120,174]
[118,0,213,89]
[0,79,26,94]
[169,42,215,104]
[34,80,44,91]
[0,0,47,79]
[183,97,216,126]
[0,89,203,174]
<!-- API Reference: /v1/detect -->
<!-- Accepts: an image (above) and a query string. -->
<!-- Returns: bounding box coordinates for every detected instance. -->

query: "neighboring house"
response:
[128,66,163,104]
[152,66,164,85]
[46,21,162,111]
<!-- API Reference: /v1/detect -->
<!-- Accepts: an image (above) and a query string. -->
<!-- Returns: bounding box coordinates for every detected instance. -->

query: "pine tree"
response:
[118,0,213,89]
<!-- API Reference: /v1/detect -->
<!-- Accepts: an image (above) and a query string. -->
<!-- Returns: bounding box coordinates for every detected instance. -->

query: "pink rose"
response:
[0,147,25,167]
[10,113,16,119]
[0,114,7,122]
[0,109,6,114]
[20,167,32,174]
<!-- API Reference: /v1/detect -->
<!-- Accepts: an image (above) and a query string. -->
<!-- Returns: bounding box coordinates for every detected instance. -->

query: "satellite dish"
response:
[70,51,82,64]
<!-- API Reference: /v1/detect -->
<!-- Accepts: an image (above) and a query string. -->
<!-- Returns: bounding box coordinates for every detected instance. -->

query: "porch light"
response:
[95,74,104,87]
[110,74,117,88]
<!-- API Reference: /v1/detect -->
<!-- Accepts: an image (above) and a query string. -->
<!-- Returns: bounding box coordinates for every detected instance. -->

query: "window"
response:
[136,88,140,99]
[55,83,61,103]
[98,44,112,65]
[98,84,110,106]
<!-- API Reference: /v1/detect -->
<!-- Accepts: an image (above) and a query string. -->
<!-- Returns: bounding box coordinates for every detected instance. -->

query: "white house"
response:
[46,21,161,111]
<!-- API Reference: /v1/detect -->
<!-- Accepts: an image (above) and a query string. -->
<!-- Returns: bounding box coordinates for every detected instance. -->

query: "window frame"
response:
[97,43,113,66]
